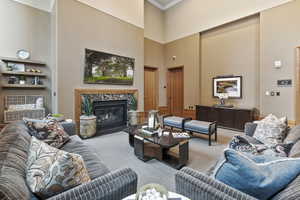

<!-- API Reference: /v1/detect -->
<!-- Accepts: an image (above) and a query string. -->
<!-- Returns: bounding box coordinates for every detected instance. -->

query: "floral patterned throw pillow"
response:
[253,114,287,146]
[26,137,91,199]
[24,119,70,149]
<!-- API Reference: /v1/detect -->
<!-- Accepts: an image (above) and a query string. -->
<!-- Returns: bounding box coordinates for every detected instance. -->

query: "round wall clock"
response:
[16,49,31,60]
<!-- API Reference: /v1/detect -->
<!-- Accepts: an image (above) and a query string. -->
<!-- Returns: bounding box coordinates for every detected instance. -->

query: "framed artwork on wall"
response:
[7,63,25,72]
[213,76,242,98]
[84,49,135,85]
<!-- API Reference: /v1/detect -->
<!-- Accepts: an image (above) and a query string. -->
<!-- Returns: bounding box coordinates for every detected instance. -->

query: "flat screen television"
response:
[213,76,242,98]
[84,49,135,85]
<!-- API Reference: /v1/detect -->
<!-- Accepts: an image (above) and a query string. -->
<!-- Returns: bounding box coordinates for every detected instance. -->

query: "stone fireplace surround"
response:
[74,89,139,133]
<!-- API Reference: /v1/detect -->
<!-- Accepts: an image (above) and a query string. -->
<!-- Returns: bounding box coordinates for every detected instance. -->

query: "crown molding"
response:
[147,0,183,10]
[12,0,55,12]
[50,0,56,12]
[164,0,183,10]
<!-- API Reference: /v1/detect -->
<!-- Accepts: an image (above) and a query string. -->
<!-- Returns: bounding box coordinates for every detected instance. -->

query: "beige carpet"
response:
[84,128,238,192]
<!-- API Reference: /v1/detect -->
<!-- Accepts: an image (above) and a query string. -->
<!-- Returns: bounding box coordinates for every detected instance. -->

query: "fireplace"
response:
[93,100,128,134]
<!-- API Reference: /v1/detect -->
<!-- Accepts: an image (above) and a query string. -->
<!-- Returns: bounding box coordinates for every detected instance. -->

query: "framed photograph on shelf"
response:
[7,62,25,72]
[213,76,242,98]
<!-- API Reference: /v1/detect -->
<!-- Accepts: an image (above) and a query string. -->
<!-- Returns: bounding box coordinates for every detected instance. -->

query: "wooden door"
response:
[168,67,184,116]
[144,67,158,112]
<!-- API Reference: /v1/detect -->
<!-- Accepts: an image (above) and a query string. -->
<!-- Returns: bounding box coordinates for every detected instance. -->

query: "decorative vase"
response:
[128,110,139,125]
[80,115,97,139]
[36,97,44,109]
[148,110,160,129]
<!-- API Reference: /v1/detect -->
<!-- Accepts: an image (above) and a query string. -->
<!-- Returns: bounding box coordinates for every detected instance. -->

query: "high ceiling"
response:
[12,0,54,12]
[147,0,183,10]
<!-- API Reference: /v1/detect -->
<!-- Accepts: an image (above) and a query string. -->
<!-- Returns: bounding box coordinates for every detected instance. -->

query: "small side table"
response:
[123,191,190,200]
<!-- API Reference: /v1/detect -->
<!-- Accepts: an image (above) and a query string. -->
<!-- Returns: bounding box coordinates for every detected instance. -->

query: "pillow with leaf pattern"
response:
[26,137,91,199]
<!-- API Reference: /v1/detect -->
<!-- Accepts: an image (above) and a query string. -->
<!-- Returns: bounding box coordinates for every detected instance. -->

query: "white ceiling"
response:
[12,0,55,12]
[147,0,183,10]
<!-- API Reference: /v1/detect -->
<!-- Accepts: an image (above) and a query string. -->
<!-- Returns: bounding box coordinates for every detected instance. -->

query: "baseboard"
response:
[158,107,196,119]
[158,106,168,115]
[288,120,296,127]
[183,109,196,119]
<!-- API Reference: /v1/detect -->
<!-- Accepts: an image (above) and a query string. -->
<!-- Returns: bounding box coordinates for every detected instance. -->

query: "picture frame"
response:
[7,62,25,72]
[84,49,135,85]
[213,76,242,99]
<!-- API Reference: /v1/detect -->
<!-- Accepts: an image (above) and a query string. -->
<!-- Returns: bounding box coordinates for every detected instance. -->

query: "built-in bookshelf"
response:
[0,57,47,89]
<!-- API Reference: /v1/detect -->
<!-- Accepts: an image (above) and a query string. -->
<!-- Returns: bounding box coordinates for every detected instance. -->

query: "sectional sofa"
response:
[175,123,300,200]
[0,121,138,200]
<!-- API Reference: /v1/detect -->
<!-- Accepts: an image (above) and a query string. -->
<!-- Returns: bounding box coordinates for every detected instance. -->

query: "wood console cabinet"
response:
[196,105,254,131]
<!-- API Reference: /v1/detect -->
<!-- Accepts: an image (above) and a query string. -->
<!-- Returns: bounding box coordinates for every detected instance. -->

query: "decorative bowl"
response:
[136,184,168,200]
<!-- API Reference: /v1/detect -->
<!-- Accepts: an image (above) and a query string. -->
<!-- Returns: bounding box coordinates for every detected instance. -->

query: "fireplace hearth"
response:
[93,100,127,134]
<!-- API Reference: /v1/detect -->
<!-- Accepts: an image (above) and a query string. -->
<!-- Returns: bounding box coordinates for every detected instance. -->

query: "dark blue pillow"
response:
[214,148,300,200]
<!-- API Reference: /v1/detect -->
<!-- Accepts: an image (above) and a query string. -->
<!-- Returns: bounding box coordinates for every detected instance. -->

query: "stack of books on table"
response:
[172,132,190,139]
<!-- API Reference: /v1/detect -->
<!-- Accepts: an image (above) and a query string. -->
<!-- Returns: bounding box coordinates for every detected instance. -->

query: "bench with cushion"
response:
[163,115,217,146]
[163,115,191,130]
[184,120,217,146]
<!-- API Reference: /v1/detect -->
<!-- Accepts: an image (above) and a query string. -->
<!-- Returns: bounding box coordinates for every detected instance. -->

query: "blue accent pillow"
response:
[214,148,300,200]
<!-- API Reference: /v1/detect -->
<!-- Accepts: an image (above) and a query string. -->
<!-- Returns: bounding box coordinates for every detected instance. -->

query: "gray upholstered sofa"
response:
[175,123,300,200]
[0,121,138,200]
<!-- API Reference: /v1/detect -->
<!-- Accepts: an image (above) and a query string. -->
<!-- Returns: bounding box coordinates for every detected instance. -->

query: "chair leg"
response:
[215,130,217,142]
[209,134,212,146]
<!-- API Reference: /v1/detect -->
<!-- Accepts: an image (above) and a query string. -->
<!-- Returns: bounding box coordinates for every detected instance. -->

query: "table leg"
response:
[179,141,189,166]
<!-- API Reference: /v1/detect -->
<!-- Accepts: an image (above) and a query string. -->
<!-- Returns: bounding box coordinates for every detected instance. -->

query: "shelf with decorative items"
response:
[0,56,47,89]
[1,71,46,77]
[1,84,46,89]
[0,57,46,65]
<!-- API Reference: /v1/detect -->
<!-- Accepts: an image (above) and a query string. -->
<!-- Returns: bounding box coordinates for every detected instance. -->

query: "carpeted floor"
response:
[84,128,238,192]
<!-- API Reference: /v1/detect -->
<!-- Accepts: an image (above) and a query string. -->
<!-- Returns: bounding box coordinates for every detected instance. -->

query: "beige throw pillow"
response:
[26,137,91,199]
[253,114,287,146]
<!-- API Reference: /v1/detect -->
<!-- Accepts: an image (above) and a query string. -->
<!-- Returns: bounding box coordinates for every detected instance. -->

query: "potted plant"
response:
[80,96,96,139]
[19,76,26,85]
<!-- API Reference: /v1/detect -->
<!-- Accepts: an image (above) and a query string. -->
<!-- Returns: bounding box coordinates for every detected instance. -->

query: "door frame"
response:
[167,66,184,115]
[296,47,300,124]
[144,66,159,111]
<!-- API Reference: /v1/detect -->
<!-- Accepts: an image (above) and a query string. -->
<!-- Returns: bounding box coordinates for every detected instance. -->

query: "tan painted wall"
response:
[50,0,57,113]
[201,15,260,109]
[0,0,51,122]
[165,0,291,43]
[57,0,144,119]
[164,34,201,109]
[76,0,144,28]
[260,0,300,120]
[144,38,166,106]
[144,1,165,43]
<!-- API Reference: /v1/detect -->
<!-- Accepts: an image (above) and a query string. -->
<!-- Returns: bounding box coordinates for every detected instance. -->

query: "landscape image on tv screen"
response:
[84,49,134,85]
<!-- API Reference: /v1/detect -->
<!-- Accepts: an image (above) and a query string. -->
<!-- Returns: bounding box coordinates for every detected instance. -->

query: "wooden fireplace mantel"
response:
[74,88,138,131]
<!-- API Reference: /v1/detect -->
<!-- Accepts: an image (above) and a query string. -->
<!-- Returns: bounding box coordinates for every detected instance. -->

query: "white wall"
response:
[165,0,292,42]
[76,0,144,28]
[144,1,165,43]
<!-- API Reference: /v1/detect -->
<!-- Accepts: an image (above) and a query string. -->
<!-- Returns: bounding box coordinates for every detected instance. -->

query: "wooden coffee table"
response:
[124,126,189,169]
